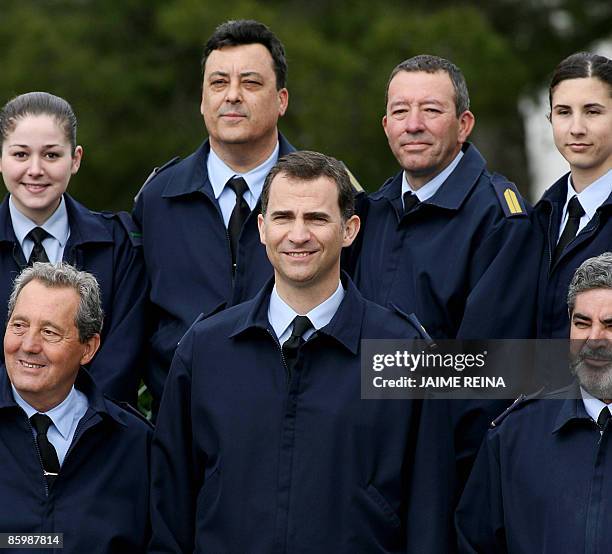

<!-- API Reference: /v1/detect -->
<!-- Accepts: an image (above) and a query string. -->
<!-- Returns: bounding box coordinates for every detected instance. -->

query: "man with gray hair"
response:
[456,252,612,552]
[0,262,152,553]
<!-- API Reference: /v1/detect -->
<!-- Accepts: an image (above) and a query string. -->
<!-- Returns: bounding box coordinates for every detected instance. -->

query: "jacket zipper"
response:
[267,328,292,386]
[26,417,49,497]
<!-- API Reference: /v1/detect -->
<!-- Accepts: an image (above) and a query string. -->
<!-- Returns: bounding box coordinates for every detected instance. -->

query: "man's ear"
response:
[342,215,360,247]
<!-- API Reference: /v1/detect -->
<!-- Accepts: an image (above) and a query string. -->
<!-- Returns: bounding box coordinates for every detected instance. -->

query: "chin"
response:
[575,366,612,400]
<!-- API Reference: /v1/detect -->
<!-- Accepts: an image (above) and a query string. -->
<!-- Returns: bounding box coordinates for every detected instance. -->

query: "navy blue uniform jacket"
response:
[150,277,454,553]
[353,143,538,340]
[534,174,612,339]
[132,135,295,402]
[456,383,612,553]
[0,194,146,405]
[0,367,152,553]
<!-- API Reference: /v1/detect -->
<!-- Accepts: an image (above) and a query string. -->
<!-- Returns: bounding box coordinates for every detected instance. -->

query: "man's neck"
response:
[210,133,279,173]
[275,277,341,315]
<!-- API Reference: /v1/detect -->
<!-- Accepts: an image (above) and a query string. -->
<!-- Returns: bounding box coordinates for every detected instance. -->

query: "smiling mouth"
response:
[285,252,315,258]
[19,360,45,369]
[401,142,430,149]
[22,183,51,190]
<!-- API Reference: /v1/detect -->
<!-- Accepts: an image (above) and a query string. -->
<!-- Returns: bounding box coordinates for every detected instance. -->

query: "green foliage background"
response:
[1,0,611,210]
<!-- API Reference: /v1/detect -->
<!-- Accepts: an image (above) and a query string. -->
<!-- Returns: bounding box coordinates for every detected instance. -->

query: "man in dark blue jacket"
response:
[151,151,451,553]
[456,253,612,553]
[354,55,537,340]
[0,263,152,553]
[132,20,295,404]
[353,55,540,497]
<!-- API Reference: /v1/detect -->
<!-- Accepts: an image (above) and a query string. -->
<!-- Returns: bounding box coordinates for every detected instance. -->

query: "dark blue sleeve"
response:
[87,213,147,405]
[455,429,508,553]
[457,214,539,340]
[149,332,198,553]
[406,399,457,553]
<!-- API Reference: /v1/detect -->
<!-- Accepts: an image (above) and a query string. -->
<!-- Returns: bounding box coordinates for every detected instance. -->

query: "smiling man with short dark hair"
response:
[150,151,446,553]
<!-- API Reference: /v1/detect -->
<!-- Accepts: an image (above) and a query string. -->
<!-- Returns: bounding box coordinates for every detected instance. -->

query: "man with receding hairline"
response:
[0,263,151,553]
[150,151,445,553]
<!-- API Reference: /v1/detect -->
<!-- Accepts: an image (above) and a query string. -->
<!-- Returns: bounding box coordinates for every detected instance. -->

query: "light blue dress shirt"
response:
[402,150,464,208]
[558,168,612,239]
[268,281,345,346]
[581,386,612,434]
[207,142,280,227]
[12,384,89,466]
[9,195,70,263]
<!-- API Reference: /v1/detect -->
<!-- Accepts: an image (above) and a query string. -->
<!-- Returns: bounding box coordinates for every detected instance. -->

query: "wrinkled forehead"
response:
[387,70,455,104]
[203,43,275,77]
[267,174,341,214]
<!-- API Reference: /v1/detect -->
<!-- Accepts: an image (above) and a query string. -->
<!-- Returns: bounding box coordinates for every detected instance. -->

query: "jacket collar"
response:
[552,380,593,434]
[537,172,612,212]
[0,194,113,246]
[63,194,114,246]
[0,365,126,427]
[161,132,295,199]
[230,272,365,355]
[370,142,486,211]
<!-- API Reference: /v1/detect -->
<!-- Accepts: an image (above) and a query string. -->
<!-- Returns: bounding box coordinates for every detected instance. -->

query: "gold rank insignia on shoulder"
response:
[503,188,523,215]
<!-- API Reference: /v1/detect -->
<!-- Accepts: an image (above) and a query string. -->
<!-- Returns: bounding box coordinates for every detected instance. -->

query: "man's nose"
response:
[287,218,310,243]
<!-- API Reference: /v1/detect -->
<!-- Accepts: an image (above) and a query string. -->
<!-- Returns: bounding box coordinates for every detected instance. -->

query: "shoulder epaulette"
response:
[490,173,528,218]
[388,303,436,347]
[490,387,545,428]
[100,210,141,247]
[134,156,181,202]
[341,162,364,193]
[106,397,154,428]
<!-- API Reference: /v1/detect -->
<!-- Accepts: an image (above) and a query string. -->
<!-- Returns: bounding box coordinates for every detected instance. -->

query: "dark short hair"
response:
[8,262,104,342]
[385,54,470,116]
[567,252,612,313]
[201,19,287,89]
[549,52,612,109]
[261,151,355,221]
[0,92,78,152]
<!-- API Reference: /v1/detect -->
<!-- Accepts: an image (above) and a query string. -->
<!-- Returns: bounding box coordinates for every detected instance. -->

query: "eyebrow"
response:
[10,315,65,332]
[269,210,332,219]
[303,211,331,220]
[388,98,446,109]
[572,312,591,322]
[553,102,606,110]
[207,70,264,80]
[8,143,63,149]
[270,210,294,218]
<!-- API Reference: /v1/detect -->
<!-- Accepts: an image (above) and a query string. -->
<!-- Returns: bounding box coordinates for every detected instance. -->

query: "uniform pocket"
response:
[365,483,401,528]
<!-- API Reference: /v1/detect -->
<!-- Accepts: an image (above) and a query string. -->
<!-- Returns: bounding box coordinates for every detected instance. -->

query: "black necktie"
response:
[553,196,584,264]
[30,413,60,486]
[597,406,611,431]
[403,191,420,215]
[282,315,313,379]
[227,177,251,271]
[26,227,50,265]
